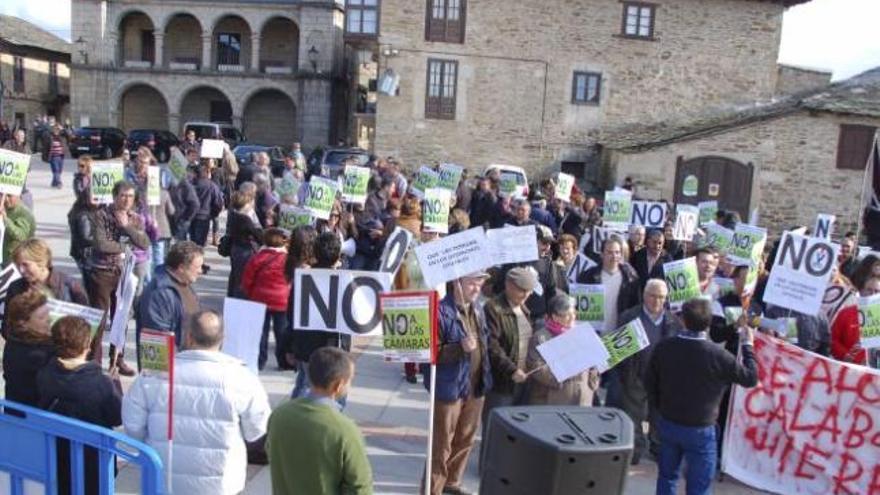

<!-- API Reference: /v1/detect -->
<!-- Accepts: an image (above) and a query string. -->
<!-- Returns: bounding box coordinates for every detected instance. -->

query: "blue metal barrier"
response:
[0,399,165,495]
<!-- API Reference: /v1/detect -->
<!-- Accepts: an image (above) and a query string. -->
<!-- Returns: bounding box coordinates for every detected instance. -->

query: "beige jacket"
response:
[525,328,600,406]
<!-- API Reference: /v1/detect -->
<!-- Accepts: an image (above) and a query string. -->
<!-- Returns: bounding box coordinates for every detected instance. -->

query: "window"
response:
[48,62,58,95]
[837,124,877,170]
[347,0,379,35]
[13,57,24,93]
[216,33,241,66]
[426,0,466,43]
[141,30,155,63]
[425,59,458,120]
[572,72,601,104]
[621,2,655,39]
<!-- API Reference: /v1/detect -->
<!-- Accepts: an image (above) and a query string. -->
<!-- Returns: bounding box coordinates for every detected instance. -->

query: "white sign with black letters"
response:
[764,231,838,316]
[814,213,835,240]
[567,252,597,284]
[292,268,393,336]
[378,226,414,276]
[672,204,699,241]
[630,201,667,229]
[415,227,492,288]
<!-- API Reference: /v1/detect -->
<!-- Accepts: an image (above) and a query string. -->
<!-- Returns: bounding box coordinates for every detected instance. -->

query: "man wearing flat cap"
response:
[427,271,493,495]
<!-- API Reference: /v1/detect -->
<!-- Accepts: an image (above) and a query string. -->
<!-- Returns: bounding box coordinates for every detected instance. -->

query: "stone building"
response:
[368,0,808,188]
[601,68,880,236]
[0,15,71,129]
[70,0,347,146]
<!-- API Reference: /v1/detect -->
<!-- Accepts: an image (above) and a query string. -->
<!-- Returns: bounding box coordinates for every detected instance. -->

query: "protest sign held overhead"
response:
[342,165,371,205]
[437,163,464,191]
[703,222,734,254]
[570,284,605,330]
[592,226,626,254]
[537,323,610,382]
[599,319,650,371]
[409,166,440,199]
[303,176,339,220]
[379,226,414,276]
[0,148,31,196]
[485,225,539,266]
[814,213,835,240]
[698,200,718,226]
[415,227,491,289]
[663,257,701,310]
[566,253,597,284]
[728,223,767,267]
[723,333,880,495]
[199,139,224,158]
[603,190,633,229]
[380,291,437,364]
[764,230,837,316]
[498,172,522,199]
[277,204,314,231]
[423,188,452,234]
[630,201,667,228]
[555,172,575,203]
[672,204,699,241]
[90,161,125,204]
[292,268,393,336]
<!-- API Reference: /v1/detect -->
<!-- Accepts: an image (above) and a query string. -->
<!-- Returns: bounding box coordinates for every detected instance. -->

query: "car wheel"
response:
[102,146,113,159]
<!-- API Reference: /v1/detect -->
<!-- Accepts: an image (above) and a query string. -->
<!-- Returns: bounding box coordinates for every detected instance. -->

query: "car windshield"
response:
[325,151,368,167]
[493,170,526,184]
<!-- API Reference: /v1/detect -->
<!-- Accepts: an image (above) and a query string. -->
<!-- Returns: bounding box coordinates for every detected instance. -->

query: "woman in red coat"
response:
[242,228,291,370]
[825,271,866,365]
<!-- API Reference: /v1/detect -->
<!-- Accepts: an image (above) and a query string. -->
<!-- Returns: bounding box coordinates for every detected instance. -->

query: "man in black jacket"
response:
[576,237,640,332]
[645,298,758,495]
[631,229,672,292]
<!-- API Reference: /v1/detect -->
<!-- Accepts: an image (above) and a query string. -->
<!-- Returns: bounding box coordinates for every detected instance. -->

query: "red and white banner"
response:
[723,333,880,494]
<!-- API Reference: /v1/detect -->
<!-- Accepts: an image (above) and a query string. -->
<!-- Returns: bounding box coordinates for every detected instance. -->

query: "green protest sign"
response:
[277,204,314,231]
[0,148,31,196]
[380,292,436,363]
[600,318,650,370]
[409,166,440,199]
[148,166,161,206]
[342,165,371,204]
[423,188,452,233]
[168,148,187,182]
[664,257,701,310]
[47,299,106,338]
[698,201,718,226]
[274,175,301,199]
[555,172,575,203]
[728,224,766,267]
[91,161,125,204]
[499,172,520,198]
[437,163,464,191]
[859,295,880,347]
[139,330,174,376]
[603,190,632,229]
[704,223,733,254]
[571,284,605,330]
[303,177,339,220]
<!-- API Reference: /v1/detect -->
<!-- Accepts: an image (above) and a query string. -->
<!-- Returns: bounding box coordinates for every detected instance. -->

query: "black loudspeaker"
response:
[480,406,633,495]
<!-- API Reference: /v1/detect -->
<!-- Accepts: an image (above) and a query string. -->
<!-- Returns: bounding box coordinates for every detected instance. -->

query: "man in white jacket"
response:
[123,310,271,494]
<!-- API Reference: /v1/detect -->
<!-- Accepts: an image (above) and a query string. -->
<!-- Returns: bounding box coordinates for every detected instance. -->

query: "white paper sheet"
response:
[222,297,267,373]
[537,323,610,382]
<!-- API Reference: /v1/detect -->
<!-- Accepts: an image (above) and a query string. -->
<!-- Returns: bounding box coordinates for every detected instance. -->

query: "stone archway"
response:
[243,88,296,145]
[119,83,169,131]
[118,11,155,66]
[179,86,233,128]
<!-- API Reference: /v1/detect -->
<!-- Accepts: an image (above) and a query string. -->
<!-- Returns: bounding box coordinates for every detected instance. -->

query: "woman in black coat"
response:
[225,189,263,297]
[37,315,122,495]
[2,291,54,407]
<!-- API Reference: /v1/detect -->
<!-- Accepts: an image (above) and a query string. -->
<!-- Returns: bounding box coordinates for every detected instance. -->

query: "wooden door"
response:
[673,155,753,219]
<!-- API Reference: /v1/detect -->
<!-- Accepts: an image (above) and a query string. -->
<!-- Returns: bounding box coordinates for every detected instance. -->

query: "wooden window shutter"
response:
[837,124,877,170]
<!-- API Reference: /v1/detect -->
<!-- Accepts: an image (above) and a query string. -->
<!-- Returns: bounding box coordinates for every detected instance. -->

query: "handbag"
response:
[217,235,232,257]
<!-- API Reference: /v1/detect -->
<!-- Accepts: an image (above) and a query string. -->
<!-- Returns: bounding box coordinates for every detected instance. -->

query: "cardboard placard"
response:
[380,291,438,364]
[292,268,393,336]
[0,148,31,196]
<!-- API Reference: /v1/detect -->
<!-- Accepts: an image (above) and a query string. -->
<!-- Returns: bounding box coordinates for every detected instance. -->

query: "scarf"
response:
[545,318,569,337]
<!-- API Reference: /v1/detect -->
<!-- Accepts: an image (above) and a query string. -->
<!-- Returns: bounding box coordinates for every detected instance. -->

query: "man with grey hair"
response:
[123,310,271,494]
[611,279,682,464]
[509,198,535,227]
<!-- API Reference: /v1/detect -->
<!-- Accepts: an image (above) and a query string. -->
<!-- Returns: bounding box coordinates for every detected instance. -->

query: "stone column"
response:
[201,31,212,71]
[251,33,261,72]
[168,113,181,135]
[153,32,164,68]
[108,32,119,67]
[232,115,243,130]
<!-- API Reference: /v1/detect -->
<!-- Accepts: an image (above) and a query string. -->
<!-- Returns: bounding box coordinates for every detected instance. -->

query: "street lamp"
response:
[308,45,319,73]
[75,36,89,64]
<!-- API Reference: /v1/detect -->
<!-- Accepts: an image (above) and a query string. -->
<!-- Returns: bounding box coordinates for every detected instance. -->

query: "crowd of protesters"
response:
[0,128,877,495]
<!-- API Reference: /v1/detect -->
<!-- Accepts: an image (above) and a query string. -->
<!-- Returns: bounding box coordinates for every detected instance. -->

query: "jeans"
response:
[174,220,191,242]
[656,416,717,495]
[49,155,64,187]
[189,218,212,247]
[291,364,347,409]
[258,310,290,370]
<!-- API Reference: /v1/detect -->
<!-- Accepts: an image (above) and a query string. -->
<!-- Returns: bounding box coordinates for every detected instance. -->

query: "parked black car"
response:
[68,127,127,159]
[233,144,288,177]
[127,129,180,163]
[306,146,370,179]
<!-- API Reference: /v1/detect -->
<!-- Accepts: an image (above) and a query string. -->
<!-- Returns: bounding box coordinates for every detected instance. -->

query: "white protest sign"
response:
[0,148,31,196]
[814,213,835,240]
[728,223,767,267]
[570,284,605,330]
[303,176,339,220]
[276,204,315,231]
[379,226,414,276]
[292,268,393,336]
[437,163,464,191]
[672,204,699,241]
[147,166,161,206]
[603,190,633,229]
[423,188,452,234]
[630,201,667,228]
[485,225,539,266]
[91,161,125,204]
[859,294,880,347]
[200,139,224,159]
[566,253,597,284]
[108,251,138,350]
[0,264,22,321]
[555,173,575,203]
[764,231,838,316]
[222,297,267,373]
[592,226,626,254]
[414,227,491,289]
[341,165,371,205]
[536,323,610,382]
[409,166,440,199]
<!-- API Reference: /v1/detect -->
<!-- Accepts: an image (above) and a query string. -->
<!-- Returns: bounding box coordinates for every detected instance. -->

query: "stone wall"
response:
[243,89,297,145]
[0,53,71,124]
[164,15,201,65]
[121,13,153,63]
[375,0,786,178]
[120,84,168,130]
[776,64,832,95]
[609,112,879,238]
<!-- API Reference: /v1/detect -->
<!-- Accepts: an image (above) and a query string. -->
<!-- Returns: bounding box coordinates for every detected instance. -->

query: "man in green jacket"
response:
[1,194,35,266]
[267,347,373,495]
